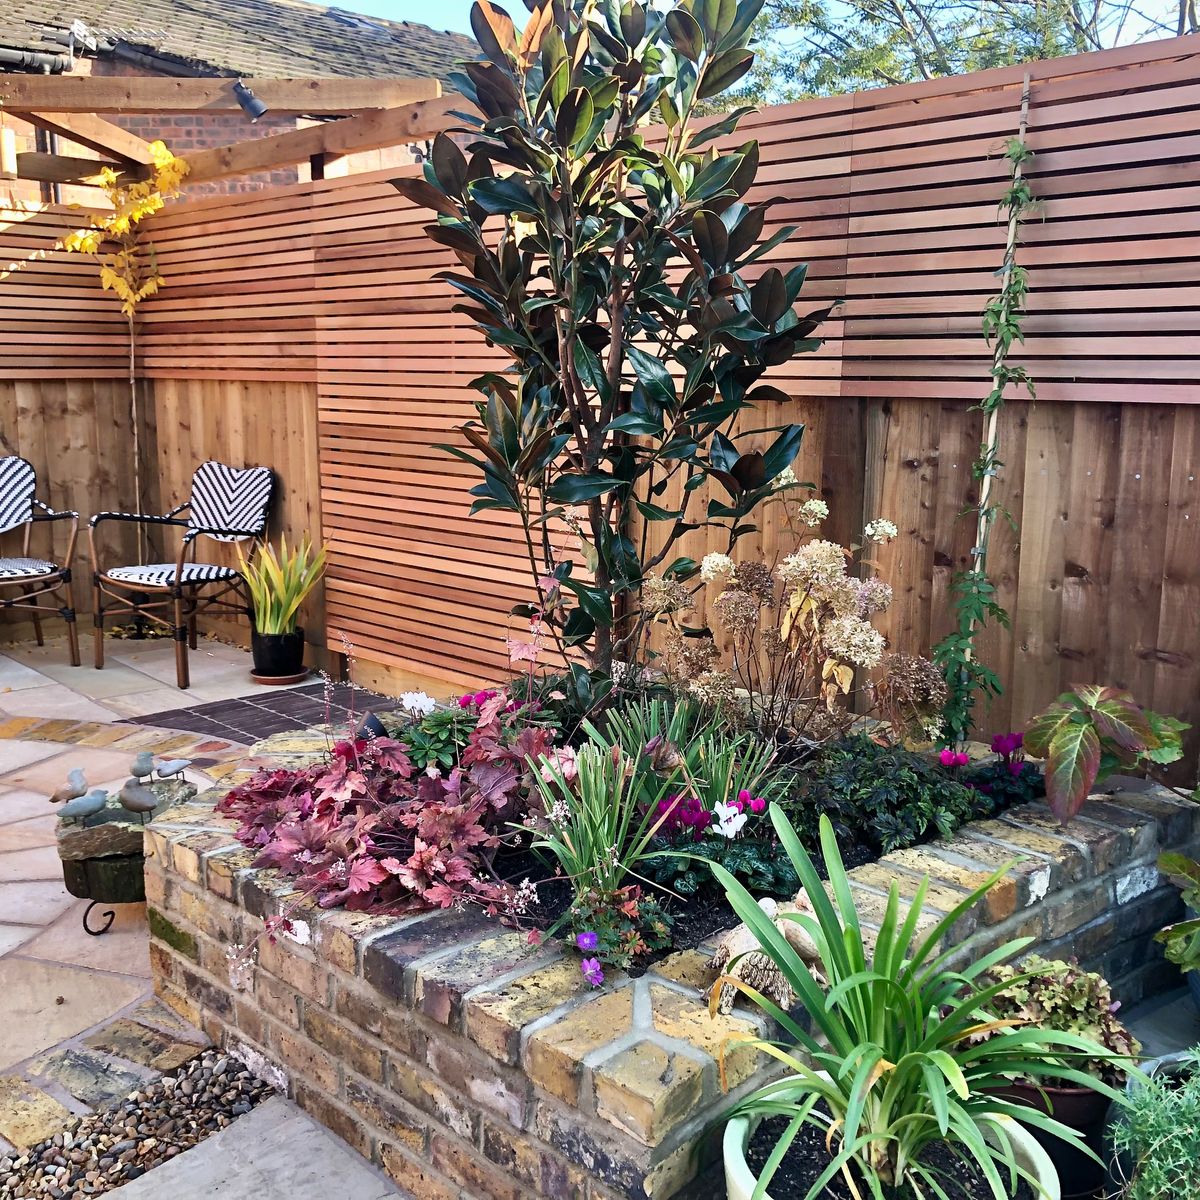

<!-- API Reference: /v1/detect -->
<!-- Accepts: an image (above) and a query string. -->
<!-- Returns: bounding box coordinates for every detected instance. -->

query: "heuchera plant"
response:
[1024,685,1186,823]
[217,692,553,913]
[393,0,828,677]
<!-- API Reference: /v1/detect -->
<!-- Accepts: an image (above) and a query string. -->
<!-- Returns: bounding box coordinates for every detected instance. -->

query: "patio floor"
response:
[0,634,402,1195]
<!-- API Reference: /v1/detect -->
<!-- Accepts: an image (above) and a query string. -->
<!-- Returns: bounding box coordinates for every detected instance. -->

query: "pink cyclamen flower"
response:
[576,930,599,951]
[749,796,767,815]
[737,789,752,805]
[938,748,958,768]
[954,752,971,767]
[580,957,604,987]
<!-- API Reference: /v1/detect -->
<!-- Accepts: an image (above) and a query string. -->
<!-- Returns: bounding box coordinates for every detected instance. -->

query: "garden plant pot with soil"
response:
[995,1080,1108,1199]
[250,627,307,684]
[723,1111,1060,1200]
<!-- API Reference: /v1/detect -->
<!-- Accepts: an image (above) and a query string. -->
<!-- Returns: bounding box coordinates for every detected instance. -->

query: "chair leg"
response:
[188,612,198,651]
[93,577,105,670]
[24,586,44,646]
[173,589,190,690]
[61,576,80,668]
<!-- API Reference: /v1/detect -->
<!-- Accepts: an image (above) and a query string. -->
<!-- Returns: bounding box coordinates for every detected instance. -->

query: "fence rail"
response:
[2,36,1198,761]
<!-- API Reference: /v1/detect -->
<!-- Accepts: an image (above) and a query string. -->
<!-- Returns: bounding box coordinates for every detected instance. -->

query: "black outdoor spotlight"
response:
[232,79,268,122]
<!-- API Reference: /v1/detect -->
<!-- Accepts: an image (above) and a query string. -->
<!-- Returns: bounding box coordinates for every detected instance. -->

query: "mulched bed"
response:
[746,1113,1036,1200]
[0,1051,275,1199]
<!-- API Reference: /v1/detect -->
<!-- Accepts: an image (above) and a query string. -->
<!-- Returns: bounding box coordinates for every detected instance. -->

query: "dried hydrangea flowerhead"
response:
[796,498,829,527]
[822,614,886,670]
[733,560,777,606]
[640,573,694,616]
[778,539,849,590]
[713,588,761,638]
[864,517,899,543]
[700,552,736,584]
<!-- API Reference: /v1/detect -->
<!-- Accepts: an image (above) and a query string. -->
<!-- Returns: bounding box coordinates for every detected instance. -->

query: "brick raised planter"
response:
[145,767,1199,1200]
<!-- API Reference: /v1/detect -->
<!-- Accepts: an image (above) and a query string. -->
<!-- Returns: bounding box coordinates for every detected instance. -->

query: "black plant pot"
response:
[251,627,307,682]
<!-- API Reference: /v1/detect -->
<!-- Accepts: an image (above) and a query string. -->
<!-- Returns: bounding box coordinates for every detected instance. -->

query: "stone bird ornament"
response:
[155,759,191,780]
[709,891,827,1015]
[129,752,155,782]
[50,768,88,804]
[118,777,160,819]
[57,788,108,823]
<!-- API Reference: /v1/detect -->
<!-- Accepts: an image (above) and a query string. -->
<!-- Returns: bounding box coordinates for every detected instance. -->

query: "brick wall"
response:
[145,768,1200,1200]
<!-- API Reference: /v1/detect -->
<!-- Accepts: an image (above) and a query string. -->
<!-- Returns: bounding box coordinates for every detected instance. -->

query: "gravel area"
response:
[1,1051,276,1199]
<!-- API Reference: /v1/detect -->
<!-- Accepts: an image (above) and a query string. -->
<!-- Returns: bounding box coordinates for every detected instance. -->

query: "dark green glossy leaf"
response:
[546,472,619,503]
[697,48,753,99]
[665,9,704,60]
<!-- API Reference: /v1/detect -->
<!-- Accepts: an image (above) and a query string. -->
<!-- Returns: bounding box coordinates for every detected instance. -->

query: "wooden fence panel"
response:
[1,37,1197,759]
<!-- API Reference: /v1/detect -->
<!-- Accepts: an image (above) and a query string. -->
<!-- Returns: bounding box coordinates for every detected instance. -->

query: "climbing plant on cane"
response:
[933,79,1035,746]
[59,142,189,560]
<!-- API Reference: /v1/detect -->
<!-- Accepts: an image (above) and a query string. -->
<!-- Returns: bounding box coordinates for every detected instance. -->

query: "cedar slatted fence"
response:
[2,36,1198,766]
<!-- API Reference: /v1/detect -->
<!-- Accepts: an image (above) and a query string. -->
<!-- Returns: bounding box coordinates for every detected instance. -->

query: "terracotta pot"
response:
[997,1081,1109,1199]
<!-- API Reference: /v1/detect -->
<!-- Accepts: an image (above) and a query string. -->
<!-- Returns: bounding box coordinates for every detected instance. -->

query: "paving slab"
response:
[32,1046,148,1108]
[104,1096,406,1199]
[0,956,147,1069]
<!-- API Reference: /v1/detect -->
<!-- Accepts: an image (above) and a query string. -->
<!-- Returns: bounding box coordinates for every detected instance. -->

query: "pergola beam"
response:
[0,76,443,115]
[15,152,148,186]
[183,96,462,185]
[20,112,158,165]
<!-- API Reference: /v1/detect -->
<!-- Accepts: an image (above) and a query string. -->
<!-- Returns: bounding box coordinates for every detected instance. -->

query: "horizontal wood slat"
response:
[1,37,1196,760]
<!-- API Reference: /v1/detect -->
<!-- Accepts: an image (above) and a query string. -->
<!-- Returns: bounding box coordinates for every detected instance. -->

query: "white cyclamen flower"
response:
[400,690,437,716]
[797,498,829,527]
[700,552,736,584]
[713,800,748,839]
[864,517,899,543]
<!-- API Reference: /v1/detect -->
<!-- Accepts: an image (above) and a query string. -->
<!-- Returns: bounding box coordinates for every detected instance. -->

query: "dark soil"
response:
[493,830,878,966]
[746,1115,1036,1200]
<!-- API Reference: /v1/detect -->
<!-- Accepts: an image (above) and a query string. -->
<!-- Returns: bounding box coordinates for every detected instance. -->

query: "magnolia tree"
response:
[393,0,828,679]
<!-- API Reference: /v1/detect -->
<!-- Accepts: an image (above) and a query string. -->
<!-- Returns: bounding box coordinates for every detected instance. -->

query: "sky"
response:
[351,0,478,34]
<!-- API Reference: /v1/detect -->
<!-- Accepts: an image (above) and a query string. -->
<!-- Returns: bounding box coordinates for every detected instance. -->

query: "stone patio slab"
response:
[0,787,59,824]
[33,1046,149,1107]
[0,814,57,850]
[0,1075,72,1148]
[0,741,65,775]
[0,685,119,723]
[0,956,148,1069]
[0,878,76,925]
[18,903,151,976]
[104,1096,404,1200]
[0,844,62,881]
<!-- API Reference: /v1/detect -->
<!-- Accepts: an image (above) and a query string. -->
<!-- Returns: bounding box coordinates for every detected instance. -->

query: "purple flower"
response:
[576,930,599,952]
[749,796,767,814]
[990,732,1025,760]
[580,957,604,987]
[939,748,958,768]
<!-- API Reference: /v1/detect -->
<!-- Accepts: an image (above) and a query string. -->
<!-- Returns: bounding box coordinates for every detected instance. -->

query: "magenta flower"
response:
[576,931,599,951]
[580,957,604,987]
[938,748,958,768]
[737,789,752,805]
[749,796,767,814]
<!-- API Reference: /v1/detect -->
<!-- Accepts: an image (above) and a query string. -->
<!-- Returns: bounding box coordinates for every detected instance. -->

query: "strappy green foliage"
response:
[238,535,326,635]
[712,809,1133,1199]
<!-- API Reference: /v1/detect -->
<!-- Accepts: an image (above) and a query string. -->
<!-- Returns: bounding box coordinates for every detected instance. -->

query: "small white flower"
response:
[772,466,798,490]
[700,552,736,584]
[400,690,437,717]
[425,763,442,778]
[864,518,898,543]
[797,498,829,527]
[713,800,748,839]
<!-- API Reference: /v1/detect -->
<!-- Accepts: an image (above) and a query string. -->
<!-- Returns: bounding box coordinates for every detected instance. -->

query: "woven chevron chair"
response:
[0,456,81,665]
[89,461,275,689]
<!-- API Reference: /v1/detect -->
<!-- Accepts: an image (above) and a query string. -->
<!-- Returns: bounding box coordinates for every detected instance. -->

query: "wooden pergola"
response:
[0,74,459,189]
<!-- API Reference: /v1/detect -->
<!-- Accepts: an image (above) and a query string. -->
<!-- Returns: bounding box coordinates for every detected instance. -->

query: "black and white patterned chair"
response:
[0,456,81,666]
[89,461,275,689]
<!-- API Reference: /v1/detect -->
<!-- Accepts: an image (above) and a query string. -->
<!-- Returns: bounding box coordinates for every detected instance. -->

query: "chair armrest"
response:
[89,512,188,530]
[26,504,78,571]
[31,501,79,522]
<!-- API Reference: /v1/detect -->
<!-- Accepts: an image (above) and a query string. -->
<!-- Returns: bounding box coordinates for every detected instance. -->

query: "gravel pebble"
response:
[0,1051,274,1199]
